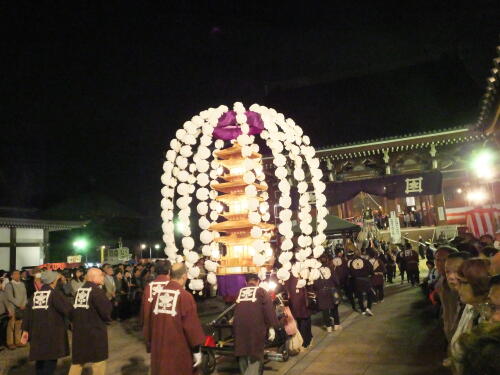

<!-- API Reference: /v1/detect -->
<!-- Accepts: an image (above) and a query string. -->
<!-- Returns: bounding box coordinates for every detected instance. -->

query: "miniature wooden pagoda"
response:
[209,142,274,275]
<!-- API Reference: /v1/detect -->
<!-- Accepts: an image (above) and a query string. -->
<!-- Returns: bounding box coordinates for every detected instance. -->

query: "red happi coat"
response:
[142,276,205,375]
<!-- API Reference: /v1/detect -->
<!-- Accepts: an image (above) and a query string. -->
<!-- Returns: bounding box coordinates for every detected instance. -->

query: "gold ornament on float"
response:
[209,142,274,275]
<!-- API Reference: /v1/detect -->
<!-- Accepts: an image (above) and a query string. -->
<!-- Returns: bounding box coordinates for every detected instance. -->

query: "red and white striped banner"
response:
[465,207,499,238]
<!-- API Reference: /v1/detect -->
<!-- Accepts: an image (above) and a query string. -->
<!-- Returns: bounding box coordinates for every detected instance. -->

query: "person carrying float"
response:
[142,262,205,375]
[233,273,280,375]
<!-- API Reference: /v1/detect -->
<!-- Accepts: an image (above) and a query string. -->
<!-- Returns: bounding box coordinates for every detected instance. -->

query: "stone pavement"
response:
[281,283,450,375]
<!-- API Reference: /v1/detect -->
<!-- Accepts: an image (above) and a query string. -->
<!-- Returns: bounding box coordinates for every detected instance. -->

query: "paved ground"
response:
[279,284,450,375]
[0,273,448,375]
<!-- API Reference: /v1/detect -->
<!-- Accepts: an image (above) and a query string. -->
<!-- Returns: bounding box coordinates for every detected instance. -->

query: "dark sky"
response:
[1,2,499,218]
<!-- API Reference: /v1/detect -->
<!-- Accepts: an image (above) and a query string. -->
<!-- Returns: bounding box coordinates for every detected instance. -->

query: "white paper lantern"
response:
[182,237,194,250]
[196,188,209,201]
[273,154,286,167]
[274,166,287,179]
[202,245,212,257]
[277,268,290,281]
[189,279,204,291]
[278,180,290,194]
[278,196,291,209]
[200,230,213,244]
[296,279,307,289]
[207,272,217,285]
[243,171,256,184]
[186,251,200,265]
[198,216,210,230]
[196,159,210,173]
[197,173,210,187]
[281,238,293,250]
[313,246,325,258]
[210,211,219,221]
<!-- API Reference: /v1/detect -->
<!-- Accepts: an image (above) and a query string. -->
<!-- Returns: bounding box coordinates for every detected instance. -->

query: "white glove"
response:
[268,327,276,342]
[193,352,202,367]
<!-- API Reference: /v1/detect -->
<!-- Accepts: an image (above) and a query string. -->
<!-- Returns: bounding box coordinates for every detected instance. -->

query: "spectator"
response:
[487,275,500,323]
[5,270,28,350]
[455,323,500,375]
[434,246,458,341]
[0,280,11,347]
[70,269,85,297]
[456,242,479,258]
[450,258,492,374]
[480,247,498,259]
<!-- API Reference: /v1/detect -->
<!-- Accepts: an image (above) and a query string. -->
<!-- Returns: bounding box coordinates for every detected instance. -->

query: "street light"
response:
[140,243,146,259]
[73,238,89,263]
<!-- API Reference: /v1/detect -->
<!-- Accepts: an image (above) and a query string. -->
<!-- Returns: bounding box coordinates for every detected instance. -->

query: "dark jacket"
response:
[70,281,113,364]
[233,286,279,359]
[22,284,73,361]
[348,256,374,293]
[313,276,337,310]
[285,276,310,318]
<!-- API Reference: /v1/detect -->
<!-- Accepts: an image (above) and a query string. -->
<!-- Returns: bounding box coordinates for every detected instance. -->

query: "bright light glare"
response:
[260,280,277,291]
[140,243,147,250]
[472,150,495,179]
[467,190,488,204]
[175,221,185,233]
[73,239,88,251]
[456,188,462,194]
[154,244,160,249]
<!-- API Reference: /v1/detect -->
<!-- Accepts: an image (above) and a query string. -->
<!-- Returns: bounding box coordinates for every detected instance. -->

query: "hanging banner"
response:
[388,211,401,244]
[325,170,442,205]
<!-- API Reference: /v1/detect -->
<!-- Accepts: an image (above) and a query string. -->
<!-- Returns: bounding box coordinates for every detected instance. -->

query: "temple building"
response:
[0,207,86,270]
[264,124,498,233]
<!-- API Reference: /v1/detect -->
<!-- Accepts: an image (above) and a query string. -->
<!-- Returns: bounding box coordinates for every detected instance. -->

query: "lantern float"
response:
[161,102,330,296]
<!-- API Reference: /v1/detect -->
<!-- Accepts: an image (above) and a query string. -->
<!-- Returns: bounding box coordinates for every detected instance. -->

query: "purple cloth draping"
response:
[216,274,247,297]
[213,110,264,140]
[325,170,443,205]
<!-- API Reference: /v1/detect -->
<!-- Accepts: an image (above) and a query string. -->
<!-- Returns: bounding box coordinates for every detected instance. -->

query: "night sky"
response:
[1,2,499,219]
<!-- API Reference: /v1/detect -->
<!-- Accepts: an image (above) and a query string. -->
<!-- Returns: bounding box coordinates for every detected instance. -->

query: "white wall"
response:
[0,247,9,271]
[16,246,43,269]
[0,228,9,243]
[16,228,44,243]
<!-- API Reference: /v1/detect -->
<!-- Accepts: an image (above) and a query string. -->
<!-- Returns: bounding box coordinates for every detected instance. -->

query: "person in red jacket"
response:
[142,262,205,375]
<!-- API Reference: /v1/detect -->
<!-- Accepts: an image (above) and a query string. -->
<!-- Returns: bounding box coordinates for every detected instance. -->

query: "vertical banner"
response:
[389,211,401,244]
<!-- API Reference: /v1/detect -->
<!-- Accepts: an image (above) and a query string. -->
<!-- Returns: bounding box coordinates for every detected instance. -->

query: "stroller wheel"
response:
[200,351,216,374]
[279,344,289,362]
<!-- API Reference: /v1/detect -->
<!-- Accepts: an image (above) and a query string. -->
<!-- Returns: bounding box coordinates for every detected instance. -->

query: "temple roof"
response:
[0,207,87,231]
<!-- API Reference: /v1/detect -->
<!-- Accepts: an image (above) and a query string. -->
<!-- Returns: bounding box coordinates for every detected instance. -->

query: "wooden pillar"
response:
[9,227,16,271]
[42,228,49,263]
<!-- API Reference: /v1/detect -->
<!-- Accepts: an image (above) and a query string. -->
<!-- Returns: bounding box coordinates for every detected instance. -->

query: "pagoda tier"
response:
[212,180,267,193]
[209,141,275,275]
[214,143,261,160]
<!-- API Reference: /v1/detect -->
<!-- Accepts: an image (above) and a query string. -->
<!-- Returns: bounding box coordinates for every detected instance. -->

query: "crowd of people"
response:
[0,231,498,375]
[419,233,500,375]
